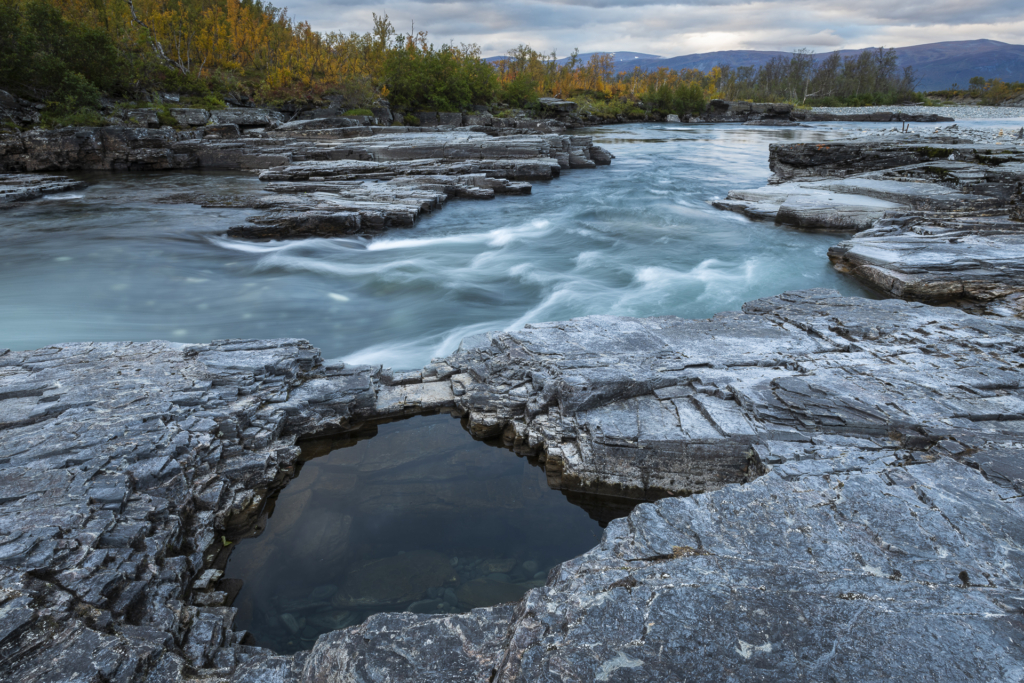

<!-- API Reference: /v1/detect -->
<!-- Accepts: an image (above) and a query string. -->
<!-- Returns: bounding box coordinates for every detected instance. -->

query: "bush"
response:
[190,94,227,110]
[383,41,497,112]
[50,71,102,114]
[498,75,539,107]
[344,108,374,116]
[641,82,705,116]
[40,106,106,128]
[156,108,177,127]
[403,114,420,126]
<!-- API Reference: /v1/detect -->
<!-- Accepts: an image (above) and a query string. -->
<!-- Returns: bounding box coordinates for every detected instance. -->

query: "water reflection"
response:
[224,413,604,654]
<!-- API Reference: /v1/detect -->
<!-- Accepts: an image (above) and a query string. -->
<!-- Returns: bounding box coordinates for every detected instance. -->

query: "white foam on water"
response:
[341,320,501,370]
[208,237,294,254]
[253,252,425,279]
[365,219,552,252]
[209,235,368,254]
[43,193,84,200]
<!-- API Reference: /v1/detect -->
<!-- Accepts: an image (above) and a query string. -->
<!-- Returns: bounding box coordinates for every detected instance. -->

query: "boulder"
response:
[203,123,240,139]
[170,108,209,126]
[537,97,577,113]
[210,108,283,127]
[438,112,462,127]
[124,108,160,128]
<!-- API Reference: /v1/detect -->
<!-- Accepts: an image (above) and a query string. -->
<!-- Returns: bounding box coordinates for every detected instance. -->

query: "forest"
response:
[0,0,924,126]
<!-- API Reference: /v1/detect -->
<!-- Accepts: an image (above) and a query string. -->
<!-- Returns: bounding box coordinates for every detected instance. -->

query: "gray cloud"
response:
[288,0,1023,56]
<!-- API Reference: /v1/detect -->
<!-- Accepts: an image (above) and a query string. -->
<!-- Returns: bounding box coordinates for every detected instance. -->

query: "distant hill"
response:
[485,51,663,66]
[487,40,1024,92]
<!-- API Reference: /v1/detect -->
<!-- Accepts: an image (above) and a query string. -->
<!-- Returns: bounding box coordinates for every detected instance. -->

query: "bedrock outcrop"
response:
[714,132,1024,314]
[1,290,1023,681]
[0,126,612,238]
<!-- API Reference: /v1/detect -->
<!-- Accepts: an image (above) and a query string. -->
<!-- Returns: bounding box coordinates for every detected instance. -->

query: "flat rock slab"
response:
[0,172,85,205]
[0,127,610,241]
[715,136,1024,310]
[3,291,1023,681]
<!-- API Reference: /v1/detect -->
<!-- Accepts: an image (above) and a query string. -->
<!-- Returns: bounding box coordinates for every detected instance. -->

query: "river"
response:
[0,122,908,368]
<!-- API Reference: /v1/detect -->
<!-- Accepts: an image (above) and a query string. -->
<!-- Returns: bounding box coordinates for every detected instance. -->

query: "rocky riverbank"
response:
[714,128,1024,314]
[0,120,612,240]
[2,289,1023,681]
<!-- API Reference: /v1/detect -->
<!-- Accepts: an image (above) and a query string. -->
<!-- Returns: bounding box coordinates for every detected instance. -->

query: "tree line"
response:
[0,0,921,125]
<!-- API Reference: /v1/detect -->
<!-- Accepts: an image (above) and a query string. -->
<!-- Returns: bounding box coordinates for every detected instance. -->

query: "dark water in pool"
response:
[0,122,894,368]
[224,414,604,653]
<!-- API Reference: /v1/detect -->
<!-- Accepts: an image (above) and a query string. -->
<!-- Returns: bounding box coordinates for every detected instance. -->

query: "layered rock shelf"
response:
[693,100,954,124]
[714,132,1024,314]
[2,290,1023,681]
[0,124,612,239]
[0,172,84,206]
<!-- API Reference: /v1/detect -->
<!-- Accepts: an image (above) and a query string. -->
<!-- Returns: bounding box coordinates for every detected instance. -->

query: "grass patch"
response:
[40,107,107,128]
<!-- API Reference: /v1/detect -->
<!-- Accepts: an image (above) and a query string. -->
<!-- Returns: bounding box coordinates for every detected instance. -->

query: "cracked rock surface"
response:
[2,290,1024,680]
[714,135,1024,313]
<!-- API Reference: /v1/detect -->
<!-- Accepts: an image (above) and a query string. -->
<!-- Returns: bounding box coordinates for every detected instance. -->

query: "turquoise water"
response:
[0,122,880,368]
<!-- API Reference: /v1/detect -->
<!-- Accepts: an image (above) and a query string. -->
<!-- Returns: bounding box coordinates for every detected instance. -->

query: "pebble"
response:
[522,560,538,573]
[487,573,511,583]
[533,571,547,581]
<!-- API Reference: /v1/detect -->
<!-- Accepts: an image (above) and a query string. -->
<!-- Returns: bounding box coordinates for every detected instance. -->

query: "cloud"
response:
[284,0,1024,56]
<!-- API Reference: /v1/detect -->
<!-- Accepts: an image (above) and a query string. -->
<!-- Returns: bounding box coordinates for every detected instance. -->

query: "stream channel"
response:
[1,122,886,368]
[2,120,947,654]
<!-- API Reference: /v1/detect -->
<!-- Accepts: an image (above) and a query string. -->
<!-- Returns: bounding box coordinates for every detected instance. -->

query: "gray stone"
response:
[0,173,85,205]
[715,136,1024,312]
[537,98,577,113]
[211,109,283,128]
[125,109,160,128]
[170,108,209,127]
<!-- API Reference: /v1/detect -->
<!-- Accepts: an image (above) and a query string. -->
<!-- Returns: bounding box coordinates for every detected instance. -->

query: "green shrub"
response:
[383,42,497,112]
[191,94,227,110]
[156,108,177,127]
[40,106,106,128]
[404,114,420,126]
[498,75,539,107]
[50,71,102,114]
[344,108,374,116]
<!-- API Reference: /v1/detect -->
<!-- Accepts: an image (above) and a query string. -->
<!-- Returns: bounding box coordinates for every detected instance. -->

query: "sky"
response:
[284,0,1024,57]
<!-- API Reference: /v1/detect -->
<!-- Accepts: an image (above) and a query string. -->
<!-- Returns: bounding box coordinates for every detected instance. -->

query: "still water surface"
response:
[225,414,604,653]
[1,123,885,368]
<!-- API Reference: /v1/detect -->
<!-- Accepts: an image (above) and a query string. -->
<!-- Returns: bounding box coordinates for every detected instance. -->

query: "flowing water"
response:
[0,122,898,369]
[224,414,605,653]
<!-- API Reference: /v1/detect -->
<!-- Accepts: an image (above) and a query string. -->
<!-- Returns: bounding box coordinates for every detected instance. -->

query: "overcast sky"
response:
[284,0,1024,57]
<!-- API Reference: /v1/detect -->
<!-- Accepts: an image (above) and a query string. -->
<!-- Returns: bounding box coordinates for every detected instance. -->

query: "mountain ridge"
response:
[487,40,1024,91]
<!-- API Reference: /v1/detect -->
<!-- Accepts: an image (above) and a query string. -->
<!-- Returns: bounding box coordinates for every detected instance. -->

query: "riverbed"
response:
[0,122,912,368]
